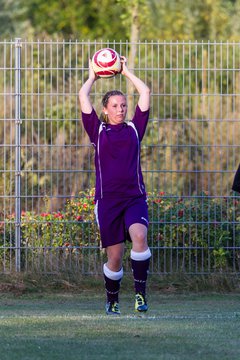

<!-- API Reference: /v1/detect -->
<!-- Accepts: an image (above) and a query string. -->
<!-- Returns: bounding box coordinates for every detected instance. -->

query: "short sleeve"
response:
[81,109,101,146]
[131,105,149,141]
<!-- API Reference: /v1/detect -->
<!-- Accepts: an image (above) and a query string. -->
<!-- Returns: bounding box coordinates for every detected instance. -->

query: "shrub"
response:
[20,189,100,254]
[147,191,240,272]
[1,190,240,273]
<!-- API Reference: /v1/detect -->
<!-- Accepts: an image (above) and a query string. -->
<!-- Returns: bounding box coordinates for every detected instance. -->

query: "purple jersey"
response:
[82,105,149,200]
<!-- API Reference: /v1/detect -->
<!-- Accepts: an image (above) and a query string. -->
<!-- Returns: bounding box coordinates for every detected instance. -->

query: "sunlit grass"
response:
[0,291,240,360]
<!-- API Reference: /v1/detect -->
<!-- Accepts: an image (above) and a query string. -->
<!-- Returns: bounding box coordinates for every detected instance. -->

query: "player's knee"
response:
[107,255,123,271]
[132,229,147,244]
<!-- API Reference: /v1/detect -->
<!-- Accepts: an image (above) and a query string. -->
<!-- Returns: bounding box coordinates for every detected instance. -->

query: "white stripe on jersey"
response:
[97,123,104,198]
[127,122,143,195]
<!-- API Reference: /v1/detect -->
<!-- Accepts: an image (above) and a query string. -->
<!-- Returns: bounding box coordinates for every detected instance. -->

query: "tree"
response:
[0,0,30,38]
[17,0,127,40]
[116,0,151,115]
[229,0,240,40]
[3,0,240,41]
[147,0,238,41]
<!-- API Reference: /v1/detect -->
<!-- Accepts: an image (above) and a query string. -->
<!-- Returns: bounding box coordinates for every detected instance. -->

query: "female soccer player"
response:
[79,56,151,315]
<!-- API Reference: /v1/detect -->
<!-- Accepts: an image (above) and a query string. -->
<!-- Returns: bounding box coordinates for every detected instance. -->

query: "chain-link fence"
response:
[1,39,240,274]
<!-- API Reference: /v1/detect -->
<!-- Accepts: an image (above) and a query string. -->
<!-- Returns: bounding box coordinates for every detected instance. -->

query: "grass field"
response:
[0,282,240,360]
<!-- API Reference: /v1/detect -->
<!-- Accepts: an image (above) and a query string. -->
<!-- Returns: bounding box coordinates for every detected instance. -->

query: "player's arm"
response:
[79,59,98,114]
[120,56,150,112]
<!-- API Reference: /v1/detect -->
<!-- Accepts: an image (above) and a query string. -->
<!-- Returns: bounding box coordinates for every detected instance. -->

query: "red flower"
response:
[54,212,64,219]
[63,242,70,247]
[41,212,50,217]
[178,210,184,217]
[158,233,164,241]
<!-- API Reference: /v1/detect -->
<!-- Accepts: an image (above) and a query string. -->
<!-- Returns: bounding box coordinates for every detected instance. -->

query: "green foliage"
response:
[20,188,98,249]
[148,190,240,272]
[0,0,29,38]
[148,0,239,41]
[117,0,151,39]
[18,0,127,40]
[1,189,240,273]
[2,0,240,40]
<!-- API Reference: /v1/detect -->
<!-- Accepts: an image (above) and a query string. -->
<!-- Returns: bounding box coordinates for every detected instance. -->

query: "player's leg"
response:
[104,242,124,315]
[95,198,126,315]
[129,223,151,312]
[125,196,151,310]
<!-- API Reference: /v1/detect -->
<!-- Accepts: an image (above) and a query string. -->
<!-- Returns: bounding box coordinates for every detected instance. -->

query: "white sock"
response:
[103,263,123,281]
[130,248,151,261]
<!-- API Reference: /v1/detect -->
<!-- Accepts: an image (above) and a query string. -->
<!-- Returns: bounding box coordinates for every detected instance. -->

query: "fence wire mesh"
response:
[0,39,240,274]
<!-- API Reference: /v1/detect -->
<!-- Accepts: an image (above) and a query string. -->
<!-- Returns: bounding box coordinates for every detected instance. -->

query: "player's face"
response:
[103,95,127,125]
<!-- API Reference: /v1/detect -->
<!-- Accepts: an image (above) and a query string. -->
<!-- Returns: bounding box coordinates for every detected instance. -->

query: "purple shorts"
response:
[94,195,149,248]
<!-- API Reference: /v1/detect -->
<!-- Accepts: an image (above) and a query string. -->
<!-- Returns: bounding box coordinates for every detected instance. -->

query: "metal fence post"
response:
[14,38,22,272]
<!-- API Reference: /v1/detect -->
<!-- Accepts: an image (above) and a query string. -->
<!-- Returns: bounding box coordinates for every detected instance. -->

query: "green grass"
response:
[0,289,240,360]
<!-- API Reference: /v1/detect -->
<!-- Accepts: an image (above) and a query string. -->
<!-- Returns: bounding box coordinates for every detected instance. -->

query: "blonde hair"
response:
[100,112,109,123]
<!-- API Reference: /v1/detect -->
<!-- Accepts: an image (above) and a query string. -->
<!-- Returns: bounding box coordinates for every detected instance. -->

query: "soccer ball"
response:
[92,48,121,78]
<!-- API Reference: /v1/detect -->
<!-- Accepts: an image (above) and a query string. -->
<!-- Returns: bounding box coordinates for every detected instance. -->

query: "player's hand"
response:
[120,56,129,76]
[89,59,99,81]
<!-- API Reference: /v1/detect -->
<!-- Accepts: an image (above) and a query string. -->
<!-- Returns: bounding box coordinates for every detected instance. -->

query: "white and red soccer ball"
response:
[92,48,121,78]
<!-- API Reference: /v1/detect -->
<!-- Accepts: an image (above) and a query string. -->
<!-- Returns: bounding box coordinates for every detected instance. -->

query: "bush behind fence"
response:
[1,190,240,274]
